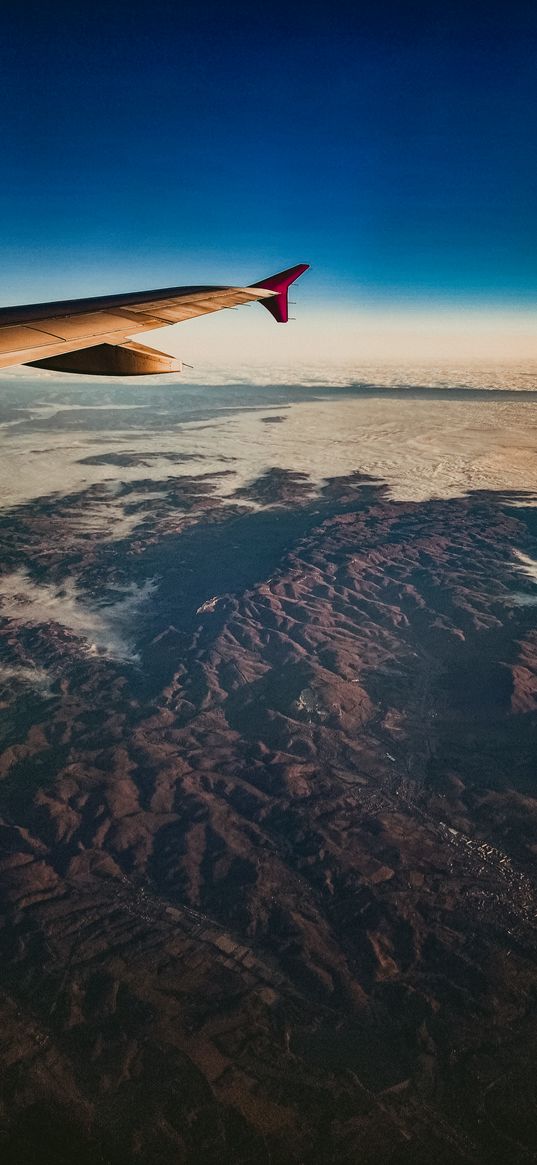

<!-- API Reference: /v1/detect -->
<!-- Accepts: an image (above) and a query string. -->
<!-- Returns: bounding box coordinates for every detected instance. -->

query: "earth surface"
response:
[1,368,537,1164]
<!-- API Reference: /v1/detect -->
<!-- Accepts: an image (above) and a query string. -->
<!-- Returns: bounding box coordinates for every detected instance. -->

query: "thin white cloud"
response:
[0,571,156,662]
[0,663,54,695]
[513,551,537,584]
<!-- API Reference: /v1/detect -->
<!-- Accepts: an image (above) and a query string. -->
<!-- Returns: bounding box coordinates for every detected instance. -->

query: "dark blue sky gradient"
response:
[2,1,537,306]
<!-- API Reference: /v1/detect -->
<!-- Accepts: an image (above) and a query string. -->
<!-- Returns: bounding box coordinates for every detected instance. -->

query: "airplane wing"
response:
[0,263,309,376]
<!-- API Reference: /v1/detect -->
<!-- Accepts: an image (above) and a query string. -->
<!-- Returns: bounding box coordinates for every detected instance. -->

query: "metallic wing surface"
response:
[0,264,309,376]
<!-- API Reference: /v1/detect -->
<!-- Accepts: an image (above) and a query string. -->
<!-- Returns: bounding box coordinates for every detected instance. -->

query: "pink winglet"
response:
[253,263,310,323]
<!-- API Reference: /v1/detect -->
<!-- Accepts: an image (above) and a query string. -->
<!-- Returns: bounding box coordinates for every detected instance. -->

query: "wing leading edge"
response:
[0,263,309,376]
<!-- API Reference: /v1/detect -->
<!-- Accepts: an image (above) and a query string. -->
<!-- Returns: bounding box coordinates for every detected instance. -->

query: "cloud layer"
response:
[0,571,155,662]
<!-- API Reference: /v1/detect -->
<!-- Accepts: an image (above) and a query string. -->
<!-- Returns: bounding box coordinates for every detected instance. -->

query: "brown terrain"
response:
[1,468,537,1163]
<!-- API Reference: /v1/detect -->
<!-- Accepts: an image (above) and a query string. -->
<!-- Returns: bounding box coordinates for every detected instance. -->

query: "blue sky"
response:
[2,1,537,339]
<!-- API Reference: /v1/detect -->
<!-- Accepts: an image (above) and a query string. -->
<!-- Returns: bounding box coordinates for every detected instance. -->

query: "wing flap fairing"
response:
[29,339,183,376]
